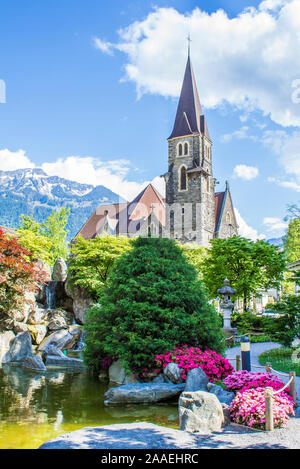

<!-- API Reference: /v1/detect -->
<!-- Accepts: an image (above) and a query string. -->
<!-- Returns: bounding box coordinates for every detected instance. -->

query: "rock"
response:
[3,331,33,364]
[35,259,51,283]
[27,308,49,325]
[38,329,78,352]
[207,383,235,406]
[221,404,231,426]
[152,373,165,383]
[45,355,84,367]
[48,315,68,331]
[39,422,203,449]
[43,344,66,357]
[184,367,209,392]
[23,354,47,371]
[22,290,37,323]
[65,278,94,324]
[104,383,185,405]
[179,391,224,433]
[109,359,126,384]
[27,325,48,345]
[13,321,30,334]
[163,363,183,384]
[0,331,15,364]
[52,257,68,282]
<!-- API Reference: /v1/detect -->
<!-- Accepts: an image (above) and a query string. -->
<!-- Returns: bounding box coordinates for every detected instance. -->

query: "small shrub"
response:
[230,387,295,429]
[152,346,234,382]
[223,370,287,393]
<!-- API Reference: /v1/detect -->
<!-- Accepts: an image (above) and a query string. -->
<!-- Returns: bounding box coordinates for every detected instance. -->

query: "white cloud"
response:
[233,164,259,180]
[221,126,257,143]
[94,1,300,127]
[0,149,35,171]
[93,37,114,55]
[263,217,288,231]
[263,129,300,190]
[234,207,266,241]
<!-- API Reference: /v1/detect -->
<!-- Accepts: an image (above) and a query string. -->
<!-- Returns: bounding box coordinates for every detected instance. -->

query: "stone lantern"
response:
[217,278,237,333]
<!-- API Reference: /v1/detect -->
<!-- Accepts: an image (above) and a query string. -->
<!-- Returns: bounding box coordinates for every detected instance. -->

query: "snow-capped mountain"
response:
[0,168,123,239]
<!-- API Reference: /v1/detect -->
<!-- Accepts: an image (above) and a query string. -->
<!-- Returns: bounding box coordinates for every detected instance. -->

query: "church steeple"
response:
[168,55,210,140]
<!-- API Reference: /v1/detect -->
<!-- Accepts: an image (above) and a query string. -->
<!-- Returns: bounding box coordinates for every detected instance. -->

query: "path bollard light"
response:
[241,336,251,371]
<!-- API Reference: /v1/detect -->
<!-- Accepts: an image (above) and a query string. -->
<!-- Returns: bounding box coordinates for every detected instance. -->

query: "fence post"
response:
[236,354,241,371]
[241,336,251,371]
[289,372,296,404]
[265,387,274,431]
[266,362,271,372]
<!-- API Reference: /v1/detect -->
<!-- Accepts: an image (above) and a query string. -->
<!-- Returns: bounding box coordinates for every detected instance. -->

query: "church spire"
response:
[168,54,210,140]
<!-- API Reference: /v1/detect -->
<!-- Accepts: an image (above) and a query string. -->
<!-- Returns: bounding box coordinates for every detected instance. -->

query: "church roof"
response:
[215,191,226,233]
[168,55,210,140]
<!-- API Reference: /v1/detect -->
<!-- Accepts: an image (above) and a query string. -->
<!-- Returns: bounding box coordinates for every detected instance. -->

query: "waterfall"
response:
[73,331,86,352]
[45,281,58,309]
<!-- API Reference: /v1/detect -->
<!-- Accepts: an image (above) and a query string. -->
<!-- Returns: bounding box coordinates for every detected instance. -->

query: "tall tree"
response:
[202,236,286,311]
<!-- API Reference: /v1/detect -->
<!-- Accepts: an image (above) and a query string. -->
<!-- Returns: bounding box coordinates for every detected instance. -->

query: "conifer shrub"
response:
[83,237,225,375]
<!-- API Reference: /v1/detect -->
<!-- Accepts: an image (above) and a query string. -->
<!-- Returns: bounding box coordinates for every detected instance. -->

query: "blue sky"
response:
[0,0,300,240]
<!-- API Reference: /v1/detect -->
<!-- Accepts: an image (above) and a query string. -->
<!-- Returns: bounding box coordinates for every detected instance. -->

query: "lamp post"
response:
[217,278,237,335]
[241,336,251,371]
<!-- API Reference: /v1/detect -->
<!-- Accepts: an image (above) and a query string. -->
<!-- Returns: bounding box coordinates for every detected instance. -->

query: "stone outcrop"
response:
[207,383,235,406]
[65,278,94,325]
[163,363,183,384]
[3,331,47,372]
[184,367,209,392]
[45,355,84,367]
[104,383,185,405]
[23,354,47,371]
[52,257,68,282]
[38,326,81,352]
[179,391,224,433]
[0,331,15,364]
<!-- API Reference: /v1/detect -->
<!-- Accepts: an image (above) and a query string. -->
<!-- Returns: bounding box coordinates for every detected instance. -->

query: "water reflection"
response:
[0,365,179,449]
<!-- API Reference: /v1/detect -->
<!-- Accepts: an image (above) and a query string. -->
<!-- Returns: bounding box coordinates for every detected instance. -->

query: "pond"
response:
[0,365,179,449]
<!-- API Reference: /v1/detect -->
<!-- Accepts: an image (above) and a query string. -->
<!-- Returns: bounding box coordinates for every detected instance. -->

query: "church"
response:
[75,53,238,246]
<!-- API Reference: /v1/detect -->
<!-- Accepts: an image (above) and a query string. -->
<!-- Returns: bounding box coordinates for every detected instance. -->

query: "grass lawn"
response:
[259,347,300,377]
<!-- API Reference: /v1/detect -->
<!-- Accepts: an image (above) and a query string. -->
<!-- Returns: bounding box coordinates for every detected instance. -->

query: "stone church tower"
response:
[163,54,238,246]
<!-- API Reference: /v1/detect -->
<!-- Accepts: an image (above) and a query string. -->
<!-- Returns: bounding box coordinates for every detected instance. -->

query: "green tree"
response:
[265,295,300,347]
[181,244,207,281]
[284,218,300,263]
[17,208,70,265]
[68,234,132,299]
[202,236,286,311]
[83,237,224,375]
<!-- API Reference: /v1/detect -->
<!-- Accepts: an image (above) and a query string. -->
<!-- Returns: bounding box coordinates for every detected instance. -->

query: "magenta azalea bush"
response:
[230,387,295,429]
[152,346,234,382]
[224,370,288,393]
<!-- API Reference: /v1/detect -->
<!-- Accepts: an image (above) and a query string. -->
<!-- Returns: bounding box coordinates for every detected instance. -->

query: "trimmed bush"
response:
[83,237,225,375]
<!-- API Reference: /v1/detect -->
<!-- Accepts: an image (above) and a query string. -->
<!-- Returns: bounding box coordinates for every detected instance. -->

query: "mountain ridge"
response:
[0,168,124,240]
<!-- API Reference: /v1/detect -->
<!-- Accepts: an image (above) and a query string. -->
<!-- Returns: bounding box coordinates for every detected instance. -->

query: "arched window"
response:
[184,142,189,155]
[179,166,187,191]
[178,143,183,156]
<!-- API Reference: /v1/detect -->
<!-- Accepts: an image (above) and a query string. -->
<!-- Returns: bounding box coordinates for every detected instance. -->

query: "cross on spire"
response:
[187,34,192,57]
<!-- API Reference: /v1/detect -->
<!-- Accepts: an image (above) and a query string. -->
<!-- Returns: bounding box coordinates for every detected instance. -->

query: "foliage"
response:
[284,218,300,263]
[151,346,234,383]
[264,295,300,347]
[83,237,225,374]
[230,387,295,429]
[68,234,132,299]
[0,228,47,322]
[231,310,265,333]
[259,347,300,377]
[223,370,287,393]
[202,236,287,311]
[17,207,70,265]
[181,244,207,280]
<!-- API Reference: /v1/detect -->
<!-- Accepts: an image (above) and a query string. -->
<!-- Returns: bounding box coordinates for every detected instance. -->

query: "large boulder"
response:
[45,355,84,367]
[23,354,46,371]
[207,383,235,406]
[0,331,15,364]
[65,278,94,325]
[104,383,185,405]
[27,308,49,325]
[184,367,209,392]
[108,360,139,384]
[3,331,33,364]
[38,327,81,352]
[163,363,183,384]
[52,257,68,282]
[179,391,224,433]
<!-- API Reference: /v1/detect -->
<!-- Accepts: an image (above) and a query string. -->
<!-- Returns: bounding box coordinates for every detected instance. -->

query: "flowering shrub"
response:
[152,346,234,382]
[223,370,288,393]
[230,387,295,429]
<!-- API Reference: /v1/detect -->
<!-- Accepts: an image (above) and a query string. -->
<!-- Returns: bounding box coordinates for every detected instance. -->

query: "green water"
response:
[0,365,179,449]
